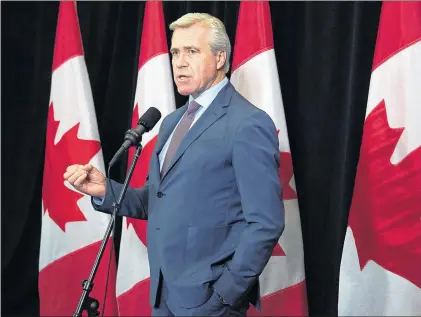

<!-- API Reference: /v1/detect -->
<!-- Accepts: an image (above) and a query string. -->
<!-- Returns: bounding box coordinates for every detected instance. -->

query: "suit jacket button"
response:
[157,191,163,198]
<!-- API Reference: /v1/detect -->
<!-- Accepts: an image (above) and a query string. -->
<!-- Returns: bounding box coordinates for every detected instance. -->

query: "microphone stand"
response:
[73,140,144,317]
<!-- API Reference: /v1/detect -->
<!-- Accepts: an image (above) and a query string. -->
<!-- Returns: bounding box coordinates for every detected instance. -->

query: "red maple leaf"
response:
[280,152,297,200]
[126,104,157,246]
[277,130,297,200]
[273,129,297,256]
[349,100,421,288]
[42,102,101,231]
[272,243,286,256]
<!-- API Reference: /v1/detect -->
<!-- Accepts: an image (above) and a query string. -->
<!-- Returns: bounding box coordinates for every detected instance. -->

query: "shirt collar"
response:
[189,77,229,110]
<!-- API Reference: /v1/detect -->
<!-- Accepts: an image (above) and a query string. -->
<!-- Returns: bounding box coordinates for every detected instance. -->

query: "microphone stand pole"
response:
[73,142,143,317]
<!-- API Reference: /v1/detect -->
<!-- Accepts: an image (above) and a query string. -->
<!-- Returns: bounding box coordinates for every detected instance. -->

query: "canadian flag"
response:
[39,1,118,316]
[338,2,421,315]
[115,1,176,315]
[230,2,308,316]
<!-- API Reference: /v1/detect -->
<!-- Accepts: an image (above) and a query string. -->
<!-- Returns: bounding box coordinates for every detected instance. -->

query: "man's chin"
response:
[177,86,194,96]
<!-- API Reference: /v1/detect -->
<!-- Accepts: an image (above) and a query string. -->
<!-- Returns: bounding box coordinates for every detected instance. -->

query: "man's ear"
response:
[216,51,227,70]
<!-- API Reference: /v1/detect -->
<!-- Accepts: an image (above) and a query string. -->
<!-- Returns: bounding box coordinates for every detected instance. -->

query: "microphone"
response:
[109,107,161,167]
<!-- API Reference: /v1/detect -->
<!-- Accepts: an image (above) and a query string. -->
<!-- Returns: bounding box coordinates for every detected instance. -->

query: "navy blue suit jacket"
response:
[92,82,285,312]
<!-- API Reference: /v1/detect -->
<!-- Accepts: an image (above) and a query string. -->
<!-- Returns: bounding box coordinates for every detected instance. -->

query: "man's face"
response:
[170,24,224,97]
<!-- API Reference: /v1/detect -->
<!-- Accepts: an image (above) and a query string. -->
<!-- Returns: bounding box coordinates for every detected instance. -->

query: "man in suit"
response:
[64,13,284,317]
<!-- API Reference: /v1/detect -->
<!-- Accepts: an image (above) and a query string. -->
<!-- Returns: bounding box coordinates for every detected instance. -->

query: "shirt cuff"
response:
[93,196,105,205]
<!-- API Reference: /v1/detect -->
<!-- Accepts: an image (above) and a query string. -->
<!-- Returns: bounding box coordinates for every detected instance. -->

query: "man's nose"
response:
[176,53,188,68]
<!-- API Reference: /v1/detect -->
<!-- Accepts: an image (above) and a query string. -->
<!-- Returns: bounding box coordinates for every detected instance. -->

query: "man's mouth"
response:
[177,75,189,81]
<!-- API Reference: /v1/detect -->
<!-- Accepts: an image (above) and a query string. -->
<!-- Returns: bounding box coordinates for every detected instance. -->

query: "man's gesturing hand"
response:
[64,164,106,197]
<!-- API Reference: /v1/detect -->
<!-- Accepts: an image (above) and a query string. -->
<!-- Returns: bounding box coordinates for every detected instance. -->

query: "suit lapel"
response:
[155,105,187,155]
[151,105,187,182]
[161,82,235,181]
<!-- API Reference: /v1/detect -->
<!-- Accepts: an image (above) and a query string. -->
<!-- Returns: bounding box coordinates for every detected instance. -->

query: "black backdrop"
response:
[2,1,382,316]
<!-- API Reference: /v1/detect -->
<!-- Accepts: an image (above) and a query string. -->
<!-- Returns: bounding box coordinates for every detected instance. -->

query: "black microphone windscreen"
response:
[138,107,161,131]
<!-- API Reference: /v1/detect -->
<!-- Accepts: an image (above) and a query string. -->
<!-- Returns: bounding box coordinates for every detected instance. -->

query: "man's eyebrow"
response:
[170,46,200,52]
[183,46,199,50]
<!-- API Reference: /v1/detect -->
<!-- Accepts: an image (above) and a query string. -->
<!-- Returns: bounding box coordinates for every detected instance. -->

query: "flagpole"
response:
[73,142,144,317]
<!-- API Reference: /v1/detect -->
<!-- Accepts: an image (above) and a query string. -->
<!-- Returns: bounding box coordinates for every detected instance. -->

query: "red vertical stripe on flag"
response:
[231,1,273,72]
[372,1,421,70]
[138,1,168,70]
[52,1,83,71]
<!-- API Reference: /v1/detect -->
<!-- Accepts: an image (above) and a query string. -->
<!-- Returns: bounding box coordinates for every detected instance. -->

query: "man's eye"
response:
[189,50,196,54]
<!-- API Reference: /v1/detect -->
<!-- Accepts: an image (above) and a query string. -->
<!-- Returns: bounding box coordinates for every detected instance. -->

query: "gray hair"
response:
[169,13,231,73]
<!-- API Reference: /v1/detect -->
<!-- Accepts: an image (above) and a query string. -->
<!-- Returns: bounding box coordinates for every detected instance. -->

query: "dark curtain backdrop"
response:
[1,1,382,316]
